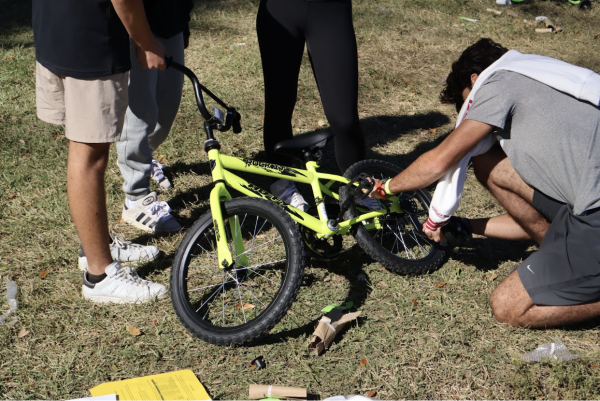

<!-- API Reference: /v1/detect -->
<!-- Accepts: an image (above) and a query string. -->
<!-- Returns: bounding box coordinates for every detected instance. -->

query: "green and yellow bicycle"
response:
[168,61,447,345]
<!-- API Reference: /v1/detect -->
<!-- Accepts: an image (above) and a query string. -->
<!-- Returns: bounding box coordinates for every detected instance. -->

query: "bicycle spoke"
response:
[235,236,282,260]
[233,259,286,272]
[387,223,416,259]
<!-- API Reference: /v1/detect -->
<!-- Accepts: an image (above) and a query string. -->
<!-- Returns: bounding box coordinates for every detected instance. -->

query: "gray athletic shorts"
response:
[517,190,600,306]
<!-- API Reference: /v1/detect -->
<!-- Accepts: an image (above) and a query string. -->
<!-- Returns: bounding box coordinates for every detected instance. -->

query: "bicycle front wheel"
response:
[171,197,305,345]
[340,159,447,275]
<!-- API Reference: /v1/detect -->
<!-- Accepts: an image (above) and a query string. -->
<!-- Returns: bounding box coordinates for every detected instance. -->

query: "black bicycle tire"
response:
[340,159,447,275]
[170,197,305,345]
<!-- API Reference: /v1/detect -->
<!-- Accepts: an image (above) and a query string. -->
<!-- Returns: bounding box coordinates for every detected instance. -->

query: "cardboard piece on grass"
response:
[536,17,563,33]
[248,385,307,400]
[89,370,211,400]
[308,308,361,355]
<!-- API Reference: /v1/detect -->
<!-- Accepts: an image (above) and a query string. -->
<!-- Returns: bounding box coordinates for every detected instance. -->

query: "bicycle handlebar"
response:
[166,57,242,137]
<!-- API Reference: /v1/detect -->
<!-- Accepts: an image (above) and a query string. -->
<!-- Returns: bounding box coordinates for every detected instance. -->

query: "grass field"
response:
[2,0,600,399]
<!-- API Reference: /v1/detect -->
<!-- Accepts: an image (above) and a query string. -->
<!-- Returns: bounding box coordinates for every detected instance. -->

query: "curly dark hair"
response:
[440,38,509,112]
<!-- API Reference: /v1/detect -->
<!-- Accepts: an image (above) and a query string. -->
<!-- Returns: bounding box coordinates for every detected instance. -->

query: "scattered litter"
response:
[90,370,211,400]
[251,356,266,370]
[459,17,478,22]
[249,385,306,400]
[0,279,18,325]
[521,339,579,362]
[236,43,246,46]
[379,7,390,13]
[496,0,511,4]
[309,307,361,355]
[535,16,562,33]
[321,301,353,313]
[486,8,502,14]
[125,324,142,336]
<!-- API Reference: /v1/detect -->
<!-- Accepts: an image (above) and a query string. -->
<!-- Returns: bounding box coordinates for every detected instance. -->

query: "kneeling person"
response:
[370,39,600,328]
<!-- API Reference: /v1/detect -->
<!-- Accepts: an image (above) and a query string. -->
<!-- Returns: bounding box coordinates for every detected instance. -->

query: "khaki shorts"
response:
[35,61,129,143]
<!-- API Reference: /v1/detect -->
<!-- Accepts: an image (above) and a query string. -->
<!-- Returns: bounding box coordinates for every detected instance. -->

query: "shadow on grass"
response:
[249,251,373,347]
[0,0,33,49]
[451,238,537,272]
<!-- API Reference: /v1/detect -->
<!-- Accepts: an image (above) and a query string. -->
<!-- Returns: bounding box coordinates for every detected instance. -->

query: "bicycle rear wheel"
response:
[171,197,305,345]
[340,159,447,275]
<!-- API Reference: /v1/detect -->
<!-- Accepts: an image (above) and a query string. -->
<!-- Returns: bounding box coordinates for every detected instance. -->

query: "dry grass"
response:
[1,0,600,399]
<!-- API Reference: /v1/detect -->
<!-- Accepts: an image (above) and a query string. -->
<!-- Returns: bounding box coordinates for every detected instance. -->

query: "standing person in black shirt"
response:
[117,0,194,234]
[257,0,371,210]
[33,0,169,303]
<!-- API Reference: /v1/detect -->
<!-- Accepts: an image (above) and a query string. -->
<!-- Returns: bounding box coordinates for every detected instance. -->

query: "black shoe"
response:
[441,216,472,247]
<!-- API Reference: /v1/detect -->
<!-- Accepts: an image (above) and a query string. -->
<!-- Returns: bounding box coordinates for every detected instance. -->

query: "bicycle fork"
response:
[207,149,249,270]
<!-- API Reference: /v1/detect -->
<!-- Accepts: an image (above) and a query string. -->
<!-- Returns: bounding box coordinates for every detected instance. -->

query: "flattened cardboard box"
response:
[309,308,361,355]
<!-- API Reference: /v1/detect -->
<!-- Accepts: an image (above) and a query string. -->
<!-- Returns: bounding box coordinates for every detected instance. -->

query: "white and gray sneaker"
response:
[151,158,172,190]
[82,261,168,304]
[270,178,309,212]
[122,192,182,233]
[78,235,160,271]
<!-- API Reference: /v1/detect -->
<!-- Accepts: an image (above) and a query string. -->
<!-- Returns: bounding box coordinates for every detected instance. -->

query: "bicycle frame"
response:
[165,59,404,269]
[206,147,403,269]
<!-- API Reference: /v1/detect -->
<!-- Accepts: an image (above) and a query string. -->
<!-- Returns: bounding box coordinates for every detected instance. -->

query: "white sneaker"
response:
[82,261,168,304]
[78,235,160,271]
[270,179,309,212]
[356,196,383,211]
[151,158,172,190]
[122,192,182,233]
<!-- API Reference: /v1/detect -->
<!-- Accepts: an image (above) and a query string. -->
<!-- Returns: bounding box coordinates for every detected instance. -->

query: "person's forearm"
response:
[111,0,155,50]
[386,119,494,194]
[387,149,449,194]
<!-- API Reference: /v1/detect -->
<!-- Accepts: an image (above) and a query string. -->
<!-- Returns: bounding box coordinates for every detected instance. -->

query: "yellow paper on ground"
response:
[90,370,211,401]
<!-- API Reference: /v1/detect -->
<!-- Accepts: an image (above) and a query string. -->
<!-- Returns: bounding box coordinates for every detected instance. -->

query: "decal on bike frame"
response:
[242,159,306,178]
[240,183,305,221]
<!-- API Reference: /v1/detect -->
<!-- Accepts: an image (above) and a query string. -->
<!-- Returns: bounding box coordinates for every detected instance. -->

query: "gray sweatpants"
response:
[117,33,185,201]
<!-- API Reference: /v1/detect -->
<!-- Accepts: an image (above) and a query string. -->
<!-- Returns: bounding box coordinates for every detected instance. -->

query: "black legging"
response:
[257,0,365,173]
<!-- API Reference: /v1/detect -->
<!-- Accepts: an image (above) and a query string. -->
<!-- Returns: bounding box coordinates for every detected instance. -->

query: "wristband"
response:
[384,179,393,196]
[374,181,388,198]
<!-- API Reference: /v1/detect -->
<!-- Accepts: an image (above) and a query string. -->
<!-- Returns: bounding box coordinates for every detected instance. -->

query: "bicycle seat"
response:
[274,130,334,161]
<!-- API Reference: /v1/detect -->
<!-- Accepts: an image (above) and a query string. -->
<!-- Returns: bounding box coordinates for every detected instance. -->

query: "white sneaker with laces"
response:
[122,192,182,233]
[82,261,168,304]
[78,235,160,271]
[270,179,309,212]
[151,158,172,190]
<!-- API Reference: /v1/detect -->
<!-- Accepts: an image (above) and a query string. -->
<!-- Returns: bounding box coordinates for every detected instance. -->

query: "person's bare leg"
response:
[472,145,550,245]
[469,214,530,241]
[67,141,113,275]
[490,270,600,327]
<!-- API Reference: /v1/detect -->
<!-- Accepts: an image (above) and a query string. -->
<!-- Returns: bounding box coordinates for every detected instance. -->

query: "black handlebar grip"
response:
[232,112,242,134]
